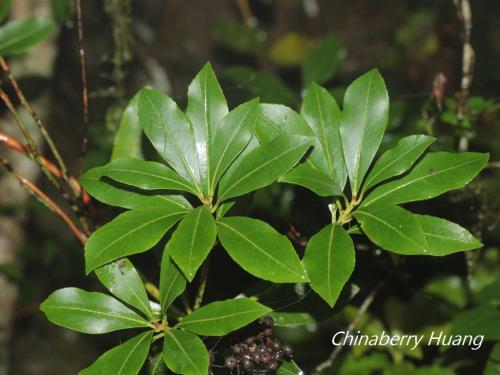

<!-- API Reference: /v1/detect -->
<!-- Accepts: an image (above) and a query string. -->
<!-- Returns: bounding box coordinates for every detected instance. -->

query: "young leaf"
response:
[277,360,304,375]
[217,217,309,283]
[102,157,198,195]
[186,63,229,196]
[301,83,346,191]
[218,134,311,201]
[81,166,192,210]
[85,201,189,273]
[209,99,259,191]
[280,161,342,197]
[163,329,209,375]
[362,134,436,192]
[340,69,389,195]
[95,258,153,318]
[40,288,150,334]
[303,224,355,307]
[138,88,201,193]
[353,204,427,255]
[167,206,217,281]
[111,93,143,160]
[413,214,482,255]
[302,36,346,88]
[362,152,489,207]
[0,17,54,55]
[79,331,153,375]
[176,298,272,336]
[255,103,313,144]
[160,252,186,313]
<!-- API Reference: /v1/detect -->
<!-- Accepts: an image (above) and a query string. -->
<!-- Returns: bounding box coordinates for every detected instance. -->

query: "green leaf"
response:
[148,353,167,375]
[255,103,313,144]
[176,298,272,336]
[353,204,428,255]
[40,287,150,334]
[163,329,209,375]
[213,20,265,56]
[0,0,12,24]
[269,312,315,327]
[362,134,436,192]
[111,93,143,160]
[413,214,482,255]
[217,216,308,283]
[102,157,197,195]
[362,152,489,207]
[81,166,192,210]
[301,83,346,191]
[484,343,500,375]
[85,200,189,273]
[160,252,186,313]
[303,224,355,306]
[138,88,201,193]
[0,17,54,55]
[79,331,152,375]
[186,62,229,196]
[209,99,259,191]
[218,135,311,201]
[340,69,389,195]
[167,206,217,281]
[280,161,340,196]
[277,360,304,375]
[302,36,346,88]
[451,307,500,340]
[95,258,153,318]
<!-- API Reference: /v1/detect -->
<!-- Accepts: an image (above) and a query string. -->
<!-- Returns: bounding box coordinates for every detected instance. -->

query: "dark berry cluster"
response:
[224,316,293,372]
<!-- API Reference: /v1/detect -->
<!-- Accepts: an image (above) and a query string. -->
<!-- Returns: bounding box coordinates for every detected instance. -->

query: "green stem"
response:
[193,258,210,310]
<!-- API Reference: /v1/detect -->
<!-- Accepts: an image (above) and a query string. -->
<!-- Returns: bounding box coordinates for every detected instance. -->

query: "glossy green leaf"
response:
[451,307,500,340]
[209,99,259,191]
[0,17,54,55]
[280,160,341,196]
[217,216,308,283]
[176,298,272,336]
[277,360,304,375]
[414,214,482,255]
[40,288,150,334]
[353,204,428,255]
[167,206,217,281]
[303,224,355,307]
[269,312,315,327]
[112,93,143,160]
[102,157,197,195]
[340,69,389,195]
[218,135,311,201]
[0,0,12,23]
[95,258,153,318]
[81,166,191,210]
[186,62,229,196]
[163,329,209,375]
[362,134,436,192]
[138,88,201,193]
[79,331,152,375]
[302,36,346,88]
[85,200,189,273]
[148,353,167,375]
[160,252,186,313]
[362,152,489,207]
[301,83,346,191]
[255,103,313,144]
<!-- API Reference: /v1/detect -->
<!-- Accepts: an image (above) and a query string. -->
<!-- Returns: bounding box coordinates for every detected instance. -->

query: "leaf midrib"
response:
[166,331,200,374]
[177,308,268,328]
[117,333,151,374]
[44,305,147,326]
[106,168,193,191]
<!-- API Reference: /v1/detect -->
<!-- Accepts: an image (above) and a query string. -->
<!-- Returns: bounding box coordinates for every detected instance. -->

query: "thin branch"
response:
[75,0,90,173]
[312,278,388,374]
[236,0,254,25]
[0,155,87,245]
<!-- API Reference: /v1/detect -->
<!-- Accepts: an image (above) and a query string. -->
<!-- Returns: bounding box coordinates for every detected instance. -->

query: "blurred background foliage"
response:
[0,0,499,374]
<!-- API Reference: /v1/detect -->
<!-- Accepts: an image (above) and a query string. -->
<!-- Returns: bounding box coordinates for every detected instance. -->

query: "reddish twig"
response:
[75,0,90,173]
[0,155,87,245]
